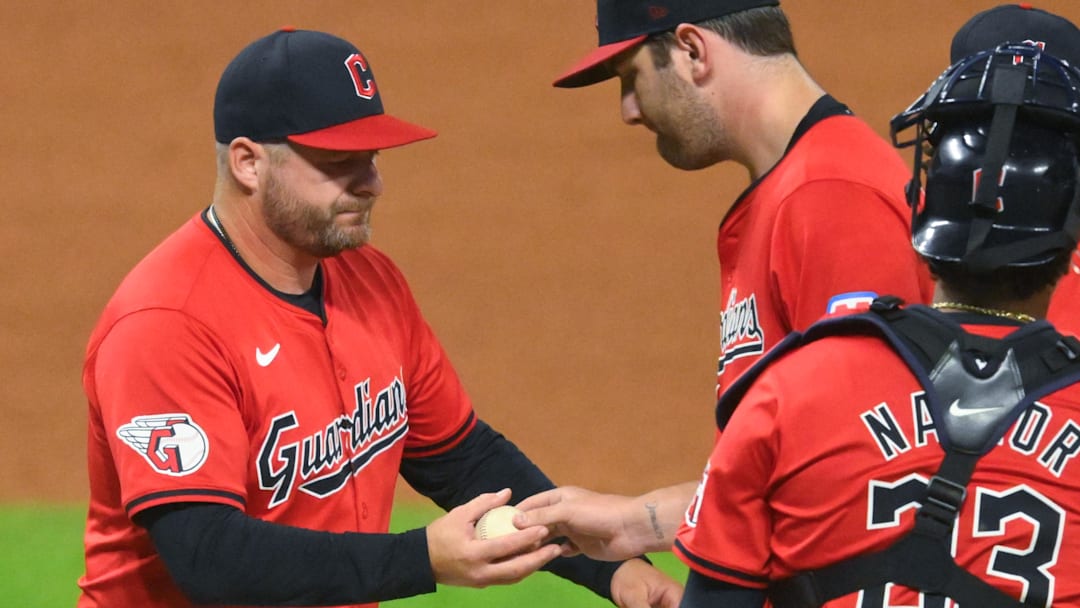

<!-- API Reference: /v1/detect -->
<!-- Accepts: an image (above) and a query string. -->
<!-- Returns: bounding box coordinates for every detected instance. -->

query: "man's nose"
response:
[350,161,383,197]
[620,91,643,126]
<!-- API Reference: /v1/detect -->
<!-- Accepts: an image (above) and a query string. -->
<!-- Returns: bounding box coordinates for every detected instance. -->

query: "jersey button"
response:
[337,367,347,380]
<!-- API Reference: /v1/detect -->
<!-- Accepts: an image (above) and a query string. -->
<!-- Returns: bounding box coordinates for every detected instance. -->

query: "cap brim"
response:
[553,36,647,88]
[287,113,437,151]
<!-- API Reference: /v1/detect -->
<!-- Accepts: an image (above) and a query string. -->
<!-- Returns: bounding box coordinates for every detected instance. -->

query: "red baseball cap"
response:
[214,28,437,151]
[554,0,780,88]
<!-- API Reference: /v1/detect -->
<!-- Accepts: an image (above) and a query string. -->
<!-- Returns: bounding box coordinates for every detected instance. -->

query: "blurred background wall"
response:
[3,0,1077,502]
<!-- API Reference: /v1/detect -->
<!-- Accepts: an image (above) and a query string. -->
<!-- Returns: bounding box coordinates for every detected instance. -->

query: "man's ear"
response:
[674,24,710,80]
[227,137,265,194]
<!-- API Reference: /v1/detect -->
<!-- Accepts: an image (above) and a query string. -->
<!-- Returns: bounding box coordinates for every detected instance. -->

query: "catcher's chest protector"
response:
[714,296,1080,608]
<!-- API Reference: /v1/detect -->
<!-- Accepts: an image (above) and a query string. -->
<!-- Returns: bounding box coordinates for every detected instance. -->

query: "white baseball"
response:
[475,505,523,540]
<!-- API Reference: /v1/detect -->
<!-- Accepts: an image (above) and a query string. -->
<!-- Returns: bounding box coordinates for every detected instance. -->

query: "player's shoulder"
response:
[728,330,913,431]
[87,214,225,356]
[1048,262,1080,334]
[105,215,220,314]
[1039,320,1080,407]
[783,328,899,361]
[799,113,892,152]
[763,329,906,391]
[752,114,910,220]
[784,114,908,185]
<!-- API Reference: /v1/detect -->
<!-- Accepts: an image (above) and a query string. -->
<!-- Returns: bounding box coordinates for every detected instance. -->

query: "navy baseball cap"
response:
[951,4,1080,66]
[553,0,780,88]
[214,28,437,151]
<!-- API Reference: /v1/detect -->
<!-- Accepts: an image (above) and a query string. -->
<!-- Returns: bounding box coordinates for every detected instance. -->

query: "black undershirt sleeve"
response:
[137,503,434,606]
[399,418,630,601]
[680,570,767,608]
[140,419,633,605]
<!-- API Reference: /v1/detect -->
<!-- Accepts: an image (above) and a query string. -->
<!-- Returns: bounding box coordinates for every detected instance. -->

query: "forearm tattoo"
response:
[644,502,665,540]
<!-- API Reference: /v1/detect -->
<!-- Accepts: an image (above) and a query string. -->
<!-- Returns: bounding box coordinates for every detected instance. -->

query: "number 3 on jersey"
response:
[868,475,1063,608]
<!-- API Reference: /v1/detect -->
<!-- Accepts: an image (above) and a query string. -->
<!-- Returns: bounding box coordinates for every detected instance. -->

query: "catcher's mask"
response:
[890,43,1080,272]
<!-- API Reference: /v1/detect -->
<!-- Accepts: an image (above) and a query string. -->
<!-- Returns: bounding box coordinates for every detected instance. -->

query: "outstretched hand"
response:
[426,488,562,588]
[513,486,652,561]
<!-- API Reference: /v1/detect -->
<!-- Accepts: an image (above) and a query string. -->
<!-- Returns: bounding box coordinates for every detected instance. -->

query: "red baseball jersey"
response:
[716,103,933,397]
[677,322,1080,607]
[1048,246,1080,337]
[78,213,476,608]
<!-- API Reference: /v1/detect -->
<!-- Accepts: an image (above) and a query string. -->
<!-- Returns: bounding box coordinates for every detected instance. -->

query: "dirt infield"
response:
[4,1,1078,502]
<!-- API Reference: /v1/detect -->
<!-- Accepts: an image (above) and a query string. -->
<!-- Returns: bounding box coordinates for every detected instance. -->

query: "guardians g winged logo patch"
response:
[117,414,209,476]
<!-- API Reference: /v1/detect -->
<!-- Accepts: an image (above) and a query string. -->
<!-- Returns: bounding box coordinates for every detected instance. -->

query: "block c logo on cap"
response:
[344,53,377,100]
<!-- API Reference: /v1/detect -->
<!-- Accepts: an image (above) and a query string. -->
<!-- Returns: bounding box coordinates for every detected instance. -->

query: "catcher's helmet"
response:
[890,43,1080,271]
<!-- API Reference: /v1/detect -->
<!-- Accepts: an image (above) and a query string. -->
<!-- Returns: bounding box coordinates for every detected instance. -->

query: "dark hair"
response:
[925,251,1072,303]
[646,6,795,68]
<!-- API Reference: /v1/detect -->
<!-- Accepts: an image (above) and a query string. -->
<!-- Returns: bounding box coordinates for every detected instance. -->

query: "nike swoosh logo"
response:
[256,343,281,367]
[948,398,1000,418]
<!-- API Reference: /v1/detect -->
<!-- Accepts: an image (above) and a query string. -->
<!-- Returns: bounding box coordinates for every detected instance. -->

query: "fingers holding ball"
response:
[474,505,523,540]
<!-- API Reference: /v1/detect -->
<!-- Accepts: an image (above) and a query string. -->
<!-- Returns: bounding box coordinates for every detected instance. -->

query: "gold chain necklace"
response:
[931,302,1036,324]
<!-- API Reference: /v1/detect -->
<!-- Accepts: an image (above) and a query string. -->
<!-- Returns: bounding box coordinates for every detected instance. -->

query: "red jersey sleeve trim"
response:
[674,538,769,589]
[403,411,477,459]
[125,488,246,518]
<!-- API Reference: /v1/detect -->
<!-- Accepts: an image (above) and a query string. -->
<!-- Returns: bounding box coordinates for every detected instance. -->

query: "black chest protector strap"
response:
[713,296,1080,608]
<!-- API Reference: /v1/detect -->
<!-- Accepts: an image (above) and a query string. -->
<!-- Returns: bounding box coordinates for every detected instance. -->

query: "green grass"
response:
[1,504,87,607]
[1,502,687,607]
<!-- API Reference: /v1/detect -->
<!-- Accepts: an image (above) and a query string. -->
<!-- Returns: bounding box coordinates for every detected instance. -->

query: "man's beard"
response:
[262,170,374,258]
[652,69,727,171]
